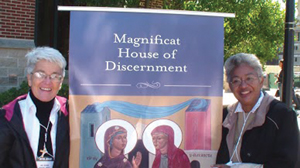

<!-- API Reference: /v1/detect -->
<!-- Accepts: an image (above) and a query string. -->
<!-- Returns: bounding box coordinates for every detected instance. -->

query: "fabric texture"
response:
[0,94,69,168]
[216,93,299,168]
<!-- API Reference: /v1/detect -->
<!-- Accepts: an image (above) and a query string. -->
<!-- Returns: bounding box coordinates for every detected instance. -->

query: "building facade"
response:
[0,0,35,92]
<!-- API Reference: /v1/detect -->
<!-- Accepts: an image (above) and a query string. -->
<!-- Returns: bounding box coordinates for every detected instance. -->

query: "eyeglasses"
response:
[31,71,63,82]
[230,75,259,87]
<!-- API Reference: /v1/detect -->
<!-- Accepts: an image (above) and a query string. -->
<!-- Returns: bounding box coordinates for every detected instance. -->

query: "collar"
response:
[223,92,275,130]
[235,91,264,114]
[23,93,61,125]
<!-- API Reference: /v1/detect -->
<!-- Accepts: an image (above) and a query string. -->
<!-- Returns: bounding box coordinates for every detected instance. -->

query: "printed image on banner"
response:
[68,9,224,168]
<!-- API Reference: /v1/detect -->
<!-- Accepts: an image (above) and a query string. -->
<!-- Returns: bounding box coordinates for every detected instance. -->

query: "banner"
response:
[66,7,228,168]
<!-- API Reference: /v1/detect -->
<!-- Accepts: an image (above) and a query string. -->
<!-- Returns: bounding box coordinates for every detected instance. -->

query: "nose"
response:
[43,76,52,84]
[239,80,248,87]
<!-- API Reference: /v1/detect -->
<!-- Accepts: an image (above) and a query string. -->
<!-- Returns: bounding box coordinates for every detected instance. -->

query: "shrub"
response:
[0,81,69,107]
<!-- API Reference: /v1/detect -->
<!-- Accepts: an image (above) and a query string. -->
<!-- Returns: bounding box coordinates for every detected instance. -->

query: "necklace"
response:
[229,112,252,163]
[39,121,54,158]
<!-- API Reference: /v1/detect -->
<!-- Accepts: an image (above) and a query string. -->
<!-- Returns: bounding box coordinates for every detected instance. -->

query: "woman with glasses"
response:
[212,53,298,168]
[0,47,69,168]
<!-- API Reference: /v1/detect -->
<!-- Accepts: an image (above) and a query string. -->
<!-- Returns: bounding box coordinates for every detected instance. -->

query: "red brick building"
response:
[0,0,35,92]
[0,0,35,39]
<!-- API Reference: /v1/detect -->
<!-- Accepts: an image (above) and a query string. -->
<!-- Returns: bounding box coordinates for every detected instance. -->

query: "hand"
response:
[132,151,142,168]
[211,164,230,168]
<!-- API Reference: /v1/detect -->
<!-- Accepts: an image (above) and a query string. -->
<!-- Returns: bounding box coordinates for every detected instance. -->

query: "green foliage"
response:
[183,0,285,64]
[0,81,29,107]
[58,83,69,98]
[163,0,184,9]
[0,81,69,107]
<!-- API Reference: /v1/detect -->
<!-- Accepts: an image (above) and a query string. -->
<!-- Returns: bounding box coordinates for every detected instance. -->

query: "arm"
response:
[264,107,299,168]
[0,110,14,167]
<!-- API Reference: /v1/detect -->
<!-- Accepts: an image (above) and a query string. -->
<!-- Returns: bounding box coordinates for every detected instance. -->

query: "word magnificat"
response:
[114,33,181,47]
[105,33,187,73]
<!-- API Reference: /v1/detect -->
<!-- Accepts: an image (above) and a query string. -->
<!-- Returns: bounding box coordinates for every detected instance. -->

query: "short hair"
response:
[25,46,67,77]
[224,53,263,83]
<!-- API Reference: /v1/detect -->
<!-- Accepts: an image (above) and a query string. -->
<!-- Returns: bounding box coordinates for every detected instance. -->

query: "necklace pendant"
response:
[39,145,48,158]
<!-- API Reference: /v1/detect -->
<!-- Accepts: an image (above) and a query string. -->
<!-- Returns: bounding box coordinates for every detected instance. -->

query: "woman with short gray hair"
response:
[0,46,69,168]
[213,53,298,168]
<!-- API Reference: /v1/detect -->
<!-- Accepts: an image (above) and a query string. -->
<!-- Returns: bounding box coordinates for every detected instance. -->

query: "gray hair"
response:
[25,46,67,77]
[224,53,263,82]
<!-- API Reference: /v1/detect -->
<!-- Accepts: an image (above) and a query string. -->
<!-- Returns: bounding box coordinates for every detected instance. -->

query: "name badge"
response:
[37,157,54,168]
[36,160,54,168]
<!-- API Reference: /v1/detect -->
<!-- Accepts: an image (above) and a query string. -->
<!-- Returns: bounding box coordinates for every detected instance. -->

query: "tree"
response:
[183,0,285,64]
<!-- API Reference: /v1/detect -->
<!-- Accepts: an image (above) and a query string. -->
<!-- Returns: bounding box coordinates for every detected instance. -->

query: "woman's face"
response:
[112,133,127,151]
[152,132,168,152]
[27,59,63,102]
[229,64,263,112]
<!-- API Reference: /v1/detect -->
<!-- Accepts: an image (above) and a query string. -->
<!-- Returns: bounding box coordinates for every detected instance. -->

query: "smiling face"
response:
[229,63,264,112]
[27,59,63,102]
[112,133,127,151]
[152,132,168,154]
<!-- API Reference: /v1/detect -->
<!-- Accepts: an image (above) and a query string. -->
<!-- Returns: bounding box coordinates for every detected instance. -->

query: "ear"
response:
[228,82,233,92]
[27,74,32,87]
[259,76,264,87]
[59,77,64,90]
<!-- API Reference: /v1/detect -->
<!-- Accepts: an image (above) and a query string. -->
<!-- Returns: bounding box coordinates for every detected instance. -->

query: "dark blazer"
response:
[216,99,299,168]
[0,94,69,168]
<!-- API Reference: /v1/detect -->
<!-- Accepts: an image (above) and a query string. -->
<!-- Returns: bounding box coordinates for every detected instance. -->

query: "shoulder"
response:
[268,99,295,116]
[56,96,69,116]
[1,94,27,121]
[267,99,297,127]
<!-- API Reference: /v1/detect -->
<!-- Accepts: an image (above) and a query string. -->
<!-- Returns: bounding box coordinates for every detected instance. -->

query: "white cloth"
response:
[227,162,263,168]
[235,91,264,114]
[18,93,60,160]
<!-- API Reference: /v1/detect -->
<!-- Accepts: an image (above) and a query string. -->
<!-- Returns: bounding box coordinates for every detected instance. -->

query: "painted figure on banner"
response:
[151,125,191,168]
[94,125,142,168]
[213,53,299,168]
[0,47,69,168]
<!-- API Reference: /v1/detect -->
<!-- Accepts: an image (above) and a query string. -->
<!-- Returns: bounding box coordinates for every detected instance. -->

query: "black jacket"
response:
[216,99,299,168]
[0,94,69,168]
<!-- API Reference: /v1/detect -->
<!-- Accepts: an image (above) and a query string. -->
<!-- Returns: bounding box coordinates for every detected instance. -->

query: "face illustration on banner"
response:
[144,120,191,168]
[95,119,137,154]
[143,119,182,154]
[152,132,168,153]
[111,131,127,151]
[94,119,141,168]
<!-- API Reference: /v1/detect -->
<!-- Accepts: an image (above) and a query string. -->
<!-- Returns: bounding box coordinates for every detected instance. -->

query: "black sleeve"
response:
[0,109,14,167]
[216,107,230,164]
[264,101,299,168]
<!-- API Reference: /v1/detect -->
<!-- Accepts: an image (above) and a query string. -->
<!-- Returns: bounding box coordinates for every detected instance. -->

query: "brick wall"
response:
[0,0,35,40]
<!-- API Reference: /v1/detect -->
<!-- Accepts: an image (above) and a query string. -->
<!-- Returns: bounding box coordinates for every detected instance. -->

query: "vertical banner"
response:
[67,7,226,168]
